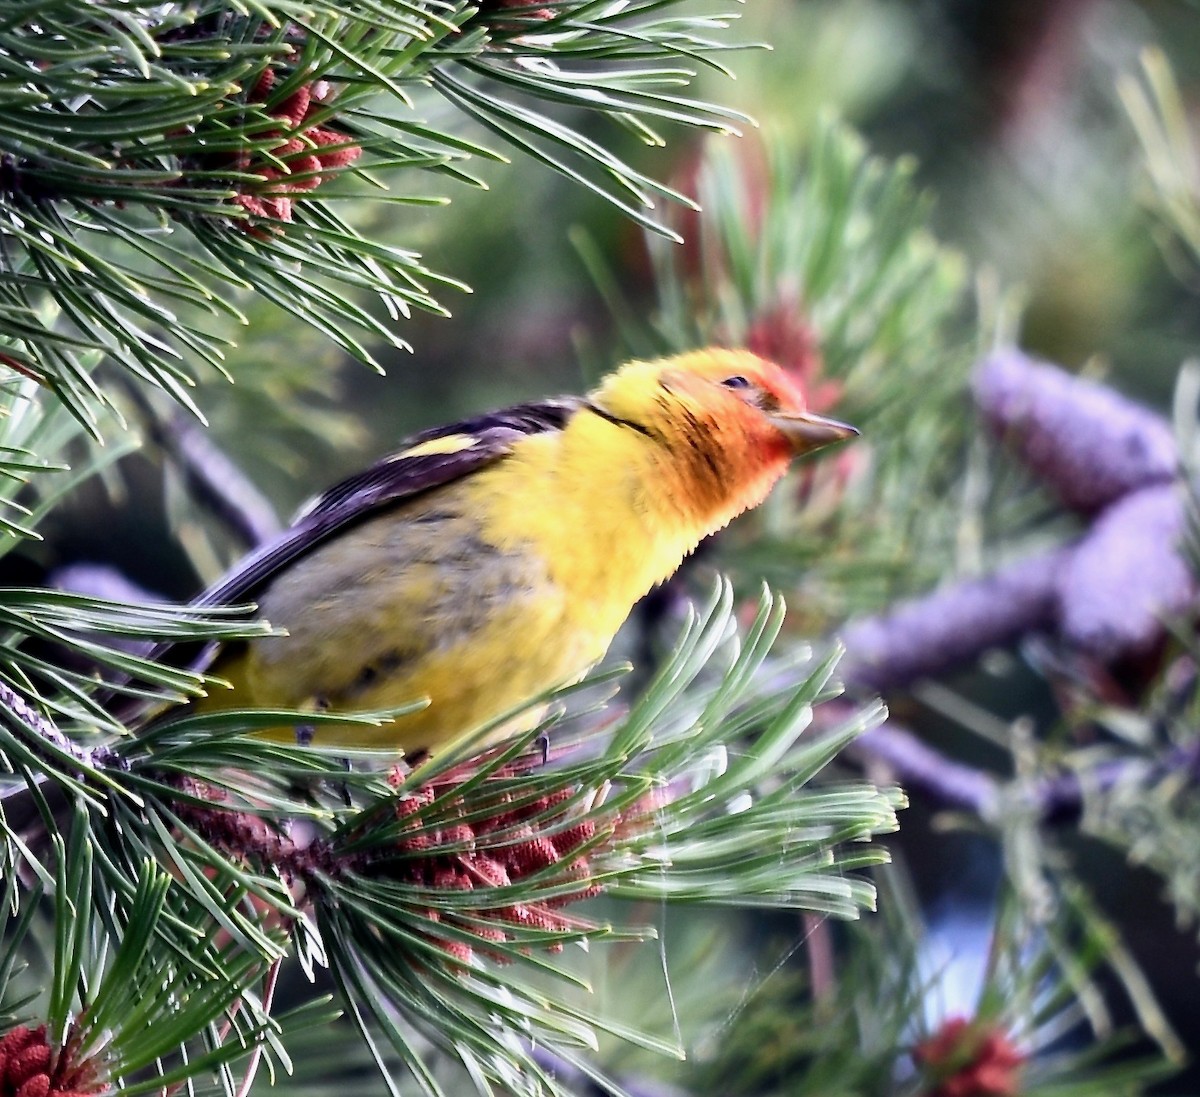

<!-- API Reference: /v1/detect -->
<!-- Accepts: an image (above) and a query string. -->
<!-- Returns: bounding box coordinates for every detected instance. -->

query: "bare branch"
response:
[122,381,281,551]
[850,719,1001,817]
[839,549,1068,695]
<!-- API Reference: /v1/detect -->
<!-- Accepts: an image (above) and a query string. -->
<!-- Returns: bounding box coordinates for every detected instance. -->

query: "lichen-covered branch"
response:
[843,348,1198,821]
[840,549,1068,695]
[973,348,1177,513]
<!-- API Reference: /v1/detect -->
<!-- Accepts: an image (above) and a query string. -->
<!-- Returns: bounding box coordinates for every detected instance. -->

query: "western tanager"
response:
[194,348,856,754]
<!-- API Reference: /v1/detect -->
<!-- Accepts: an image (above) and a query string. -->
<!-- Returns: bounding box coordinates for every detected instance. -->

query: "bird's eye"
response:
[722,375,751,389]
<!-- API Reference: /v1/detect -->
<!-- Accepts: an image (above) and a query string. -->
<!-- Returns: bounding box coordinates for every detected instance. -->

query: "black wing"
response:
[196,395,583,609]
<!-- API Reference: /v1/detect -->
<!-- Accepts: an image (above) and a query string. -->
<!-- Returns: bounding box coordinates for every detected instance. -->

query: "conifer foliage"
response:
[1,2,1196,1096]
[0,3,900,1095]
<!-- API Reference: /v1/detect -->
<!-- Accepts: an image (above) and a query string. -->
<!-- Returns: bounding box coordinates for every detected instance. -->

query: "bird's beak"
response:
[770,410,859,456]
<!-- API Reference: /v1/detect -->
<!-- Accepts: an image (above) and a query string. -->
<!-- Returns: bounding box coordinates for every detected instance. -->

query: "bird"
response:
[189,348,857,755]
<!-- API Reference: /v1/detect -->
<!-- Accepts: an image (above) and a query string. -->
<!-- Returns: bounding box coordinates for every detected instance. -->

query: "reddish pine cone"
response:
[391,774,604,965]
[232,69,362,225]
[0,1025,108,1097]
[744,302,842,413]
[914,1016,1024,1097]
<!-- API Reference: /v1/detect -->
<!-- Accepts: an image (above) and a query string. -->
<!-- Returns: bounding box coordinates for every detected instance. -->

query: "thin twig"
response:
[802,912,836,1004]
[234,957,283,1097]
[161,405,281,549]
[0,680,123,776]
[0,349,49,386]
[121,381,280,550]
[848,719,1000,817]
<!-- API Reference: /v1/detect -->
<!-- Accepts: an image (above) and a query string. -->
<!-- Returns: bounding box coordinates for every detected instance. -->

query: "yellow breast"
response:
[204,408,768,754]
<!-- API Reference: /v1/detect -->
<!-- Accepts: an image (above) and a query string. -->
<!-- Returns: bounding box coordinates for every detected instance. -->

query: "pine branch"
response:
[0,831,320,1097]
[0,0,748,427]
[848,716,1000,818]
[840,548,1067,696]
[0,371,111,544]
[839,348,1189,682]
[1,581,899,1097]
[832,350,1198,832]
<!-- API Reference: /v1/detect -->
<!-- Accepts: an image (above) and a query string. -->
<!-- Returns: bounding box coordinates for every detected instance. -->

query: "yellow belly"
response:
[199,414,731,755]
[203,477,618,752]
